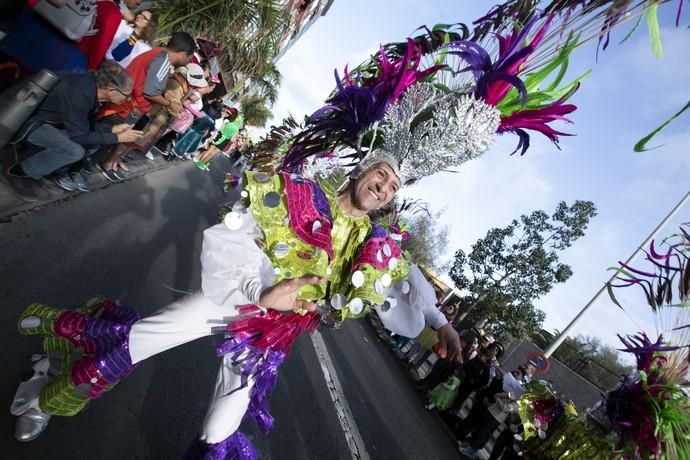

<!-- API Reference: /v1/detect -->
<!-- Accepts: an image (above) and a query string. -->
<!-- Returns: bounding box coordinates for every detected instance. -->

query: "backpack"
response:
[33,0,97,41]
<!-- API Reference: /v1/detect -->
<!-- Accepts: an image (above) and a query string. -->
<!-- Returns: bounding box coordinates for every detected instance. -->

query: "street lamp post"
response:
[543,190,690,358]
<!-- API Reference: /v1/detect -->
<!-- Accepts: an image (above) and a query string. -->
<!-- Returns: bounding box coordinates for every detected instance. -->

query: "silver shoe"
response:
[11,355,50,416]
[15,407,51,442]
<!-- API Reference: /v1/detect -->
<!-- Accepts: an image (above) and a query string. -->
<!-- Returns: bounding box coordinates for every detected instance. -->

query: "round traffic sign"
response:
[527,351,550,375]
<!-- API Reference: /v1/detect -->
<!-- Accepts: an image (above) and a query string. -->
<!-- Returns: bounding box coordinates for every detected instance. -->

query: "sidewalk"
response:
[0,146,176,221]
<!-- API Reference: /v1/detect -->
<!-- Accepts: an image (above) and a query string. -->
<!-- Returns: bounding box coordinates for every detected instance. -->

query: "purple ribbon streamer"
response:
[184,431,258,460]
[216,335,287,435]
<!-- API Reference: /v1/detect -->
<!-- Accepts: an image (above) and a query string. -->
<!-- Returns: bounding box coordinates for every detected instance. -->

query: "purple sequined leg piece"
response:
[184,432,258,460]
[83,306,140,383]
[103,305,140,326]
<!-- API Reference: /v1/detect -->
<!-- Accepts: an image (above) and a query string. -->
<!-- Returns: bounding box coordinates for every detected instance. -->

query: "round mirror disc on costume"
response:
[376,250,383,263]
[401,280,411,295]
[326,267,332,275]
[312,220,322,234]
[351,270,365,288]
[283,217,290,225]
[388,257,399,270]
[381,273,392,287]
[224,211,243,230]
[348,298,364,315]
[240,190,248,198]
[374,280,383,294]
[263,192,281,208]
[386,297,398,309]
[273,242,289,258]
[274,267,281,275]
[379,301,391,313]
[331,293,346,310]
[383,243,392,257]
[254,173,270,183]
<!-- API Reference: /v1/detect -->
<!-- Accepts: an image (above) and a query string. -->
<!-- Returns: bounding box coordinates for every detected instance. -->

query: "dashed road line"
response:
[311,331,370,460]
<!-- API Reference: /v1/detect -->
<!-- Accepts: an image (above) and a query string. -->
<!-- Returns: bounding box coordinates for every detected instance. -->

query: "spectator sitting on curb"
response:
[192,107,243,171]
[5,61,142,201]
[99,31,195,181]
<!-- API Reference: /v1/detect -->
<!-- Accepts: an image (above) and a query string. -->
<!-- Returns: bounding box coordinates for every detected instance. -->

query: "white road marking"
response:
[311,331,370,460]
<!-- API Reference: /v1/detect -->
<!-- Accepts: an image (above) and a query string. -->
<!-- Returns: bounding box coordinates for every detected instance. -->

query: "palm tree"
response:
[152,0,289,101]
[240,93,273,127]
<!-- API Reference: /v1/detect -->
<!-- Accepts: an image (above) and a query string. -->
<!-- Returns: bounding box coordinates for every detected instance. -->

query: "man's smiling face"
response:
[351,162,401,212]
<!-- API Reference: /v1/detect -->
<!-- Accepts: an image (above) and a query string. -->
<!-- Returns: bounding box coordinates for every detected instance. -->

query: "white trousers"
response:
[128,293,252,443]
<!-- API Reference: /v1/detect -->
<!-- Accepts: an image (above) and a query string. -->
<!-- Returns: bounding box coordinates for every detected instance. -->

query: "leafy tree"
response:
[459,291,546,342]
[449,200,597,338]
[152,0,287,100]
[402,206,450,273]
[240,93,274,127]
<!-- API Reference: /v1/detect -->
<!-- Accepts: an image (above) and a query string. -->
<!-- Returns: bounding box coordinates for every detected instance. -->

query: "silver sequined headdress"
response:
[373,83,500,184]
[341,84,500,185]
[268,20,581,186]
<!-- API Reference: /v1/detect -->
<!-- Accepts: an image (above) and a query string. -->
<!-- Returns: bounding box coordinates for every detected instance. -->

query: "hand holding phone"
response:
[132,114,150,131]
[116,127,144,143]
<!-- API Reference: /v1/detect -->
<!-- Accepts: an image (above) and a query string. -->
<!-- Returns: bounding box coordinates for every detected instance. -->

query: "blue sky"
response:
[268,1,689,352]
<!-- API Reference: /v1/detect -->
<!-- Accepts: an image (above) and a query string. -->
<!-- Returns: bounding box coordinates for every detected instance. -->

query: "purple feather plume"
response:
[282,39,445,170]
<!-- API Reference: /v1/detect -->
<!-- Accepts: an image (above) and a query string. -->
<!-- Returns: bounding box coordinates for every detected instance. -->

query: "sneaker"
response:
[193,160,210,171]
[80,157,96,174]
[69,171,90,192]
[54,173,77,192]
[145,151,154,161]
[101,168,122,182]
[5,165,38,202]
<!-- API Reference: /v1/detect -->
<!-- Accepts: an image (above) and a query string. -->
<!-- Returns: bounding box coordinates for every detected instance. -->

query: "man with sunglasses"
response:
[5,60,143,200]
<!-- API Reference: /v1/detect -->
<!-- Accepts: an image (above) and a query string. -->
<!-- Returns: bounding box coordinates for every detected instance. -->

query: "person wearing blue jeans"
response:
[5,61,142,201]
[20,124,99,189]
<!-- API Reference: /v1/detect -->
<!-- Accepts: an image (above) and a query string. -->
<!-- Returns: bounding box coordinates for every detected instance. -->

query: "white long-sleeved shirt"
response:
[200,216,447,336]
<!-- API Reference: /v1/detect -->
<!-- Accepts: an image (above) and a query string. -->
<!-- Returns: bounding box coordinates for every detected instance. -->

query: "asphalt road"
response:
[0,158,460,460]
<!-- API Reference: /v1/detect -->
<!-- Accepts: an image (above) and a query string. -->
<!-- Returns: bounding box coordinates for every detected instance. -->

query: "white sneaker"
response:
[11,356,51,416]
[145,151,154,161]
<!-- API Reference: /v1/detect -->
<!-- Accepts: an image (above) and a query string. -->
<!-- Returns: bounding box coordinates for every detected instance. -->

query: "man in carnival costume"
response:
[10,13,583,458]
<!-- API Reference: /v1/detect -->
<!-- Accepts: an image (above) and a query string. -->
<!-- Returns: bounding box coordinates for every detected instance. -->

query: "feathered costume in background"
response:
[517,226,690,459]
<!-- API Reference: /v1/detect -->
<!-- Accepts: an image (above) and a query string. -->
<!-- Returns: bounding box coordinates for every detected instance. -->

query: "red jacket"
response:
[125,47,167,114]
[75,0,121,70]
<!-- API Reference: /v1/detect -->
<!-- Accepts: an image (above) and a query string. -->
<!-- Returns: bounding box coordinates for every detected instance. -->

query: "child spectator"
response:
[193,107,243,170]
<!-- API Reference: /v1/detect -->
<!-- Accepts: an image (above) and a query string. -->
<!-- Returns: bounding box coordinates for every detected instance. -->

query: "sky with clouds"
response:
[267,1,689,352]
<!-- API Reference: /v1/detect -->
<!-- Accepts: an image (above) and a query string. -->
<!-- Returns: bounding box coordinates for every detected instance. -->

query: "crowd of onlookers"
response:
[373,303,538,459]
[0,0,249,202]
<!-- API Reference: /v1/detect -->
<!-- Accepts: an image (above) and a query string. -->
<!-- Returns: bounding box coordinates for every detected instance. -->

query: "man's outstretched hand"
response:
[258,275,325,312]
[436,323,464,364]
